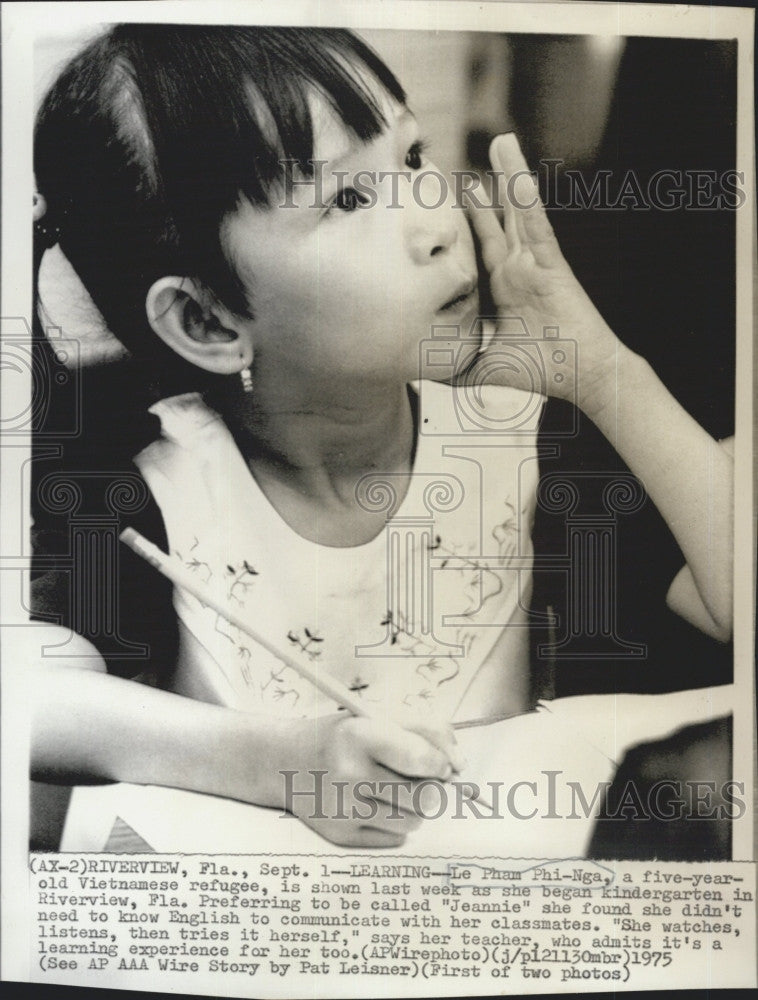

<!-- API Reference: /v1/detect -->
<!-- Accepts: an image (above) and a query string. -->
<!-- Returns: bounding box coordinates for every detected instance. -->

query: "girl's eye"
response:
[329,187,369,213]
[405,139,428,171]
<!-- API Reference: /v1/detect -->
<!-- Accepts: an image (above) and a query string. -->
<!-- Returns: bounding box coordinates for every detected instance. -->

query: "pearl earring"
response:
[240,366,253,394]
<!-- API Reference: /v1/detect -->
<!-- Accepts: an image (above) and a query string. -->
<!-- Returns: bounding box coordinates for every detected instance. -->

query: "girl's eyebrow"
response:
[319,104,417,170]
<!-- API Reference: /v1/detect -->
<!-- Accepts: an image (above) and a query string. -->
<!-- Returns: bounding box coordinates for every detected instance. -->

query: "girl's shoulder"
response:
[135,393,233,483]
[144,393,225,446]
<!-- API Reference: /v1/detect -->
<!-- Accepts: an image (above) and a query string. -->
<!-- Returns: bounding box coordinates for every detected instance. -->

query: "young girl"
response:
[30,25,732,848]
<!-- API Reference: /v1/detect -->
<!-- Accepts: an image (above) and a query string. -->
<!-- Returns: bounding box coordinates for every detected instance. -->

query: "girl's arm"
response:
[468,134,733,641]
[34,675,264,796]
[578,347,732,641]
[664,436,734,640]
[32,632,297,808]
[31,629,457,847]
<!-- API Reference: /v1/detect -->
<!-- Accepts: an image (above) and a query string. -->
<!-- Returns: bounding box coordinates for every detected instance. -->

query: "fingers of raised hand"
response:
[467,203,509,273]
[489,133,527,248]
[489,133,560,266]
[465,133,538,264]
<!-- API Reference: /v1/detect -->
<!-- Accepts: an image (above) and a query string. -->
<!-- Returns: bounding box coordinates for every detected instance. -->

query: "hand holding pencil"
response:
[121,528,475,846]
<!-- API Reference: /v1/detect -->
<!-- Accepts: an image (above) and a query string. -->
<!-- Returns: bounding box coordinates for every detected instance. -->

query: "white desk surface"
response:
[61,686,734,858]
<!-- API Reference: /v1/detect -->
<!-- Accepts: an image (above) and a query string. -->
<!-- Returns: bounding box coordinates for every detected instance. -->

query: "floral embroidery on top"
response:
[430,534,504,617]
[287,627,324,660]
[226,561,259,604]
[178,537,212,583]
[492,499,520,564]
[136,387,539,720]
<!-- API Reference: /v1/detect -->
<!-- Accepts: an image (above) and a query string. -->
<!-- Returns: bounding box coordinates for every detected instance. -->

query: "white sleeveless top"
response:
[134,382,543,725]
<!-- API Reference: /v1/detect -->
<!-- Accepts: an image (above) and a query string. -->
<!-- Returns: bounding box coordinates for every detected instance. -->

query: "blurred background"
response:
[35,26,737,696]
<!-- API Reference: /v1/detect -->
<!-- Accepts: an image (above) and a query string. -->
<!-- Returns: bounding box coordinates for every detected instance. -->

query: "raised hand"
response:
[468,134,732,641]
[467,133,617,410]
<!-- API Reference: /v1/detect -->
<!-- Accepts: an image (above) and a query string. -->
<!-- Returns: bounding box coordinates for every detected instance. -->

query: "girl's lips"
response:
[437,276,477,313]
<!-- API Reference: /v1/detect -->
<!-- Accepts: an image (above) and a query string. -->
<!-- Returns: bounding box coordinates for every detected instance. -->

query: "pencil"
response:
[120,527,468,777]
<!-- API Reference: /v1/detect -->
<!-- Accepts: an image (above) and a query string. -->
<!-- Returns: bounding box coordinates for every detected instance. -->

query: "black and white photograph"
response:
[1,0,755,995]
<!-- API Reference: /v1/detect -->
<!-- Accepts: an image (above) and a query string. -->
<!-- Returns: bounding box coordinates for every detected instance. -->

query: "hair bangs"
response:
[234,28,408,195]
[117,26,406,209]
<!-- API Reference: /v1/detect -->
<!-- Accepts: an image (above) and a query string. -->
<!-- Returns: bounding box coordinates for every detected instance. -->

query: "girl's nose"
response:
[407,214,459,263]
[406,175,459,264]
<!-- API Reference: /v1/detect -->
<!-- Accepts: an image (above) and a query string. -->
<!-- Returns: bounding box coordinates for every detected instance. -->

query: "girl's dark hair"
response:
[34,25,405,393]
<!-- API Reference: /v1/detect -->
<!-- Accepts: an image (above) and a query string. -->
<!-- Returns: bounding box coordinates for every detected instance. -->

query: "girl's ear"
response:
[145,277,252,375]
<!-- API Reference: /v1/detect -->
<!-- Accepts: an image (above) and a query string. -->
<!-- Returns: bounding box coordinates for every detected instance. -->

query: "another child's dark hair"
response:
[34,25,405,390]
